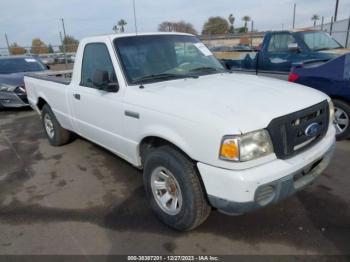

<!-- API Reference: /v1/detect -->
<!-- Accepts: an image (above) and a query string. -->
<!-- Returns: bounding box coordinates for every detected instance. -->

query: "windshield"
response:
[0,57,46,74]
[298,31,342,51]
[114,35,225,84]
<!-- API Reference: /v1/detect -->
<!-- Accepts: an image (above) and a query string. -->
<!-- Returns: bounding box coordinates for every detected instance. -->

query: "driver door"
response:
[259,33,307,72]
[69,42,126,157]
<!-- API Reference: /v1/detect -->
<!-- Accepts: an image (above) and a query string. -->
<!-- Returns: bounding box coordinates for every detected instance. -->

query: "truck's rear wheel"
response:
[42,104,71,146]
[333,99,350,140]
[143,146,211,231]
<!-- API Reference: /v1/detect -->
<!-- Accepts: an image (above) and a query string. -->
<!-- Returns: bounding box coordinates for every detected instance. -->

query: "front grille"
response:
[267,100,329,159]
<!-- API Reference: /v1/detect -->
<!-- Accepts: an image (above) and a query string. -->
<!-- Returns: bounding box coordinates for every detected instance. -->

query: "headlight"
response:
[328,100,335,125]
[219,129,274,162]
[0,84,16,92]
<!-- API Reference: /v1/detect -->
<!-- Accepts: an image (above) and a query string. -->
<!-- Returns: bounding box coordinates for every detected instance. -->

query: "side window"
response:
[81,43,117,88]
[267,34,296,52]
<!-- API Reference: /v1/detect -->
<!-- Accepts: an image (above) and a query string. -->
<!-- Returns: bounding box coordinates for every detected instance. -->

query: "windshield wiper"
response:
[132,73,198,84]
[189,66,230,73]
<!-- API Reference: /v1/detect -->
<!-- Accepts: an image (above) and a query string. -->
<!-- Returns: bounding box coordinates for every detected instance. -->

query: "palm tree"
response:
[112,25,119,33]
[311,14,320,27]
[118,19,127,33]
[242,16,251,33]
[228,14,235,34]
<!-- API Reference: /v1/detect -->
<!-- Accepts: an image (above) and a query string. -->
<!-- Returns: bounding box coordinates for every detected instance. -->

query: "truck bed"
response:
[25,70,72,85]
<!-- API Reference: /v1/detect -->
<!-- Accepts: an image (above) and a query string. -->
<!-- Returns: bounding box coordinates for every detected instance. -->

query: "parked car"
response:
[289,54,350,140]
[217,30,349,79]
[0,56,48,108]
[232,45,254,51]
[25,33,336,231]
[56,54,66,64]
[209,46,234,52]
[68,54,76,63]
[39,55,55,65]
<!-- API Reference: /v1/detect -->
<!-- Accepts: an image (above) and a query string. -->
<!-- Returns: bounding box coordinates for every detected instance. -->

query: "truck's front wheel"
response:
[42,104,71,146]
[333,99,350,140]
[143,146,211,231]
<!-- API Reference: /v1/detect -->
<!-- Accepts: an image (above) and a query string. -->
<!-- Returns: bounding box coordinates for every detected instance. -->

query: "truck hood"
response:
[128,73,329,133]
[0,72,25,87]
[0,70,49,87]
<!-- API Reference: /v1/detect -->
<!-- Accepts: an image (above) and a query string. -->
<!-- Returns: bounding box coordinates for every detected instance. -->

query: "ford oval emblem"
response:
[305,123,320,137]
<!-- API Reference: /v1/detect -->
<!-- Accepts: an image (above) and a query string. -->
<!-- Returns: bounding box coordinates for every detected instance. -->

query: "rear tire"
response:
[41,104,71,146]
[143,146,211,231]
[333,99,350,140]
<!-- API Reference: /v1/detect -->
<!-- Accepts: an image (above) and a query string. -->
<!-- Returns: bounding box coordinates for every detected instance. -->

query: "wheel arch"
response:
[37,97,48,111]
[139,135,195,167]
[329,95,350,105]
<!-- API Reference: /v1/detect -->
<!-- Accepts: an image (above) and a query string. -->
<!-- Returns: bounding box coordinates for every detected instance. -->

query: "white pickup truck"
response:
[25,32,336,231]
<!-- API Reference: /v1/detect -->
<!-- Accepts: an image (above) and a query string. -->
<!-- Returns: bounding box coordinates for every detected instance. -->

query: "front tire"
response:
[41,104,71,146]
[143,146,211,231]
[333,99,350,140]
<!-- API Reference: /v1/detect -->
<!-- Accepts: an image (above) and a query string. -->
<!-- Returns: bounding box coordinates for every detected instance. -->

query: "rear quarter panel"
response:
[292,53,350,103]
[24,76,73,130]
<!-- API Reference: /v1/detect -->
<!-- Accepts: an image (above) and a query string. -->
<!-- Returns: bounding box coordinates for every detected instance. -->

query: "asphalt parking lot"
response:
[0,108,349,255]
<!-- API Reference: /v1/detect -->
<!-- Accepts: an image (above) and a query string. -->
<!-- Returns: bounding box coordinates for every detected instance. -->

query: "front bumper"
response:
[0,91,29,108]
[197,126,336,214]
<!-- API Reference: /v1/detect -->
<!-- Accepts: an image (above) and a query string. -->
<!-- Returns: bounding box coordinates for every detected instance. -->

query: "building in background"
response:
[315,18,350,48]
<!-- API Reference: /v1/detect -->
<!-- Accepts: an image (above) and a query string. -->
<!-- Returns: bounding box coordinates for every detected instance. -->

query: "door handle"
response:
[73,93,81,100]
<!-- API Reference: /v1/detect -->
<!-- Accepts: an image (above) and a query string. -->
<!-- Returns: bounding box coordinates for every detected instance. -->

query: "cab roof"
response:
[267,29,320,34]
[81,32,194,43]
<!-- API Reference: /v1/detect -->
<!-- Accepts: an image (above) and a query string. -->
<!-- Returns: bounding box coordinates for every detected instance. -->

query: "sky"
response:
[0,0,349,48]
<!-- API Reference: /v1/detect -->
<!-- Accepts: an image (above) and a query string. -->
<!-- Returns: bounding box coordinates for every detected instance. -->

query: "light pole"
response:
[334,0,339,22]
[61,18,68,67]
[5,33,11,55]
[292,3,296,29]
[133,0,138,34]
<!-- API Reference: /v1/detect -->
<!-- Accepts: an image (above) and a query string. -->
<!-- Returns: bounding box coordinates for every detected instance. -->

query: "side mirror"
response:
[46,65,51,70]
[288,43,300,53]
[92,70,119,92]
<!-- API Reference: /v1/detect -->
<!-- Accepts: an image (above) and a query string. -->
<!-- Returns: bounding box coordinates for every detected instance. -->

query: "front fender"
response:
[137,124,196,162]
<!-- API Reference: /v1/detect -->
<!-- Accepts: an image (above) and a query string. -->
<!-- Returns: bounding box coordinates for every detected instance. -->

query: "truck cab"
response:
[258,30,344,72]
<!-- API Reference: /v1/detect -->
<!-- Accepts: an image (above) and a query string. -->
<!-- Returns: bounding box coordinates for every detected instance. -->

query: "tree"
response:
[202,16,229,35]
[112,25,119,33]
[10,43,26,55]
[158,21,198,35]
[48,44,54,54]
[31,38,49,54]
[236,27,246,33]
[60,35,79,52]
[158,21,173,32]
[242,16,251,33]
[117,19,127,33]
[228,14,235,34]
[312,14,320,27]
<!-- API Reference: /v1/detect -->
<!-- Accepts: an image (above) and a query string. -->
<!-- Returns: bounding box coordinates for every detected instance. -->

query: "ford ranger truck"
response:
[24,33,336,231]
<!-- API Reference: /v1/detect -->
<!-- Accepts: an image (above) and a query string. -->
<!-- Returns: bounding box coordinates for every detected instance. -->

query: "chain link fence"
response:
[200,32,265,49]
[0,44,78,65]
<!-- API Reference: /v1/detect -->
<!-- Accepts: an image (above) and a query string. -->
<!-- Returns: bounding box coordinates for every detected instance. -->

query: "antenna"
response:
[133,0,138,34]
